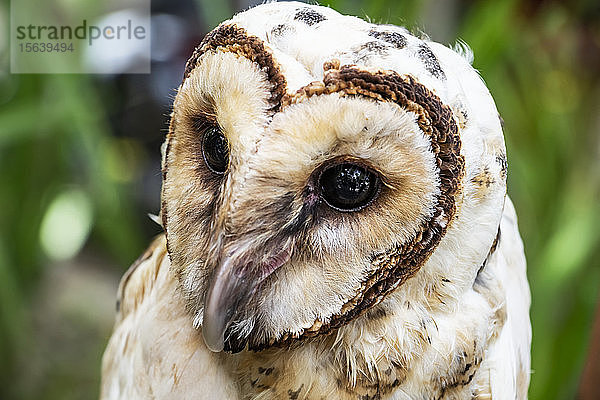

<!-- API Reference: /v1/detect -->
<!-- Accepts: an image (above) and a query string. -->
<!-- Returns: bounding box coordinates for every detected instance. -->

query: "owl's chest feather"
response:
[227,289,501,400]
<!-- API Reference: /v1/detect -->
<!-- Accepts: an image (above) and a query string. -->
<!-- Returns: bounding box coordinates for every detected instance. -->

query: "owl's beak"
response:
[202,246,291,352]
[202,256,245,352]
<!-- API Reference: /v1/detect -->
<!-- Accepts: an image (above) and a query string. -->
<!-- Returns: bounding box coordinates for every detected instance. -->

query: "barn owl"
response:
[101,2,531,399]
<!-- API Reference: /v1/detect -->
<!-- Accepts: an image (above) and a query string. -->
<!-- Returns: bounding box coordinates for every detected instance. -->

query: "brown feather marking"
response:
[287,384,304,400]
[182,24,287,113]
[434,343,484,399]
[471,166,496,199]
[474,226,501,290]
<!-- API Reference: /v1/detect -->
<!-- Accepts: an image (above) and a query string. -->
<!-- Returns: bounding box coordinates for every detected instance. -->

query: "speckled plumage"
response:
[101,2,531,399]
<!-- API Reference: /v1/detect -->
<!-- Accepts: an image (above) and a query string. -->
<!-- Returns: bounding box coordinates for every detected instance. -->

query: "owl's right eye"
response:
[202,126,229,174]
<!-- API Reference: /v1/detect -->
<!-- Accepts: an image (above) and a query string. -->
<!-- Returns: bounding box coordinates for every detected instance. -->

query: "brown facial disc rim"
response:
[248,64,465,351]
[182,23,287,113]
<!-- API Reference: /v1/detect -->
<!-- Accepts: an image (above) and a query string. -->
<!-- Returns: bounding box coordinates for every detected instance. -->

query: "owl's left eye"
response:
[319,163,381,212]
[202,126,229,174]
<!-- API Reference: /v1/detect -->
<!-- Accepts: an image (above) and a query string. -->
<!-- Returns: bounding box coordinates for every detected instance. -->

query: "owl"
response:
[101,2,531,399]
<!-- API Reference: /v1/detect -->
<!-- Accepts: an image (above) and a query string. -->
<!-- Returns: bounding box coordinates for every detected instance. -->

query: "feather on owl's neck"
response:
[221,264,507,399]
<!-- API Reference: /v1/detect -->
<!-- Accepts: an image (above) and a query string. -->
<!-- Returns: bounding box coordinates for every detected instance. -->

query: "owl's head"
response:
[162,2,507,353]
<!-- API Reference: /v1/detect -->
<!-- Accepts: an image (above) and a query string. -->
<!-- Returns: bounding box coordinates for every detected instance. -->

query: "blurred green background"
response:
[0,0,598,399]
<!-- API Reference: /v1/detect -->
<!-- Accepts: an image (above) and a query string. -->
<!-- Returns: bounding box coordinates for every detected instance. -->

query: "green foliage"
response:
[0,73,148,398]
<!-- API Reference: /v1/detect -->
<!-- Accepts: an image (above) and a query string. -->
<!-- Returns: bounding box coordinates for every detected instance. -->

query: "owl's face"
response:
[162,2,507,353]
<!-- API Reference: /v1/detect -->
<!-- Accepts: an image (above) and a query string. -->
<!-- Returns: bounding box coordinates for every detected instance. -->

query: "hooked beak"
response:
[202,246,291,352]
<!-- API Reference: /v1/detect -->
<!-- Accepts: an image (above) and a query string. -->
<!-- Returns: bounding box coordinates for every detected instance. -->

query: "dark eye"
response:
[319,163,380,212]
[202,126,229,174]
